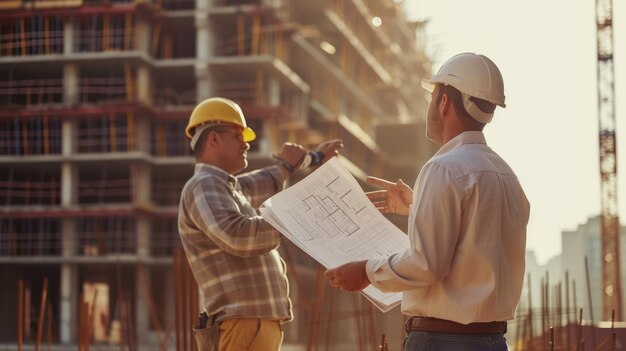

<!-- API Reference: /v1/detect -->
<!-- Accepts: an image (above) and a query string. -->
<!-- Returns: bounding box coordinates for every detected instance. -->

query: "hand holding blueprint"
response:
[260,157,409,312]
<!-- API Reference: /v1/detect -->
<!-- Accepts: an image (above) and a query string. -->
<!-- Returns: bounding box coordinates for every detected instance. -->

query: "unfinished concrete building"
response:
[0,0,434,349]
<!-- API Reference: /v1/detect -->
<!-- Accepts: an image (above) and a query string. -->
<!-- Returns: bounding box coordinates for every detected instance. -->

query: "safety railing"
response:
[0,218,62,256]
[78,166,131,204]
[73,13,136,53]
[151,218,180,256]
[0,116,62,155]
[151,174,185,206]
[0,15,64,57]
[0,78,64,107]
[76,216,136,255]
[213,13,291,64]
[152,87,196,107]
[76,112,136,153]
[0,167,61,206]
[151,119,191,157]
[79,76,129,104]
[156,0,195,11]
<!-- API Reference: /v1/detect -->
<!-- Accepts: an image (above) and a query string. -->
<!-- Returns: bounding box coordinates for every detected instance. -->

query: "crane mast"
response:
[596,0,622,321]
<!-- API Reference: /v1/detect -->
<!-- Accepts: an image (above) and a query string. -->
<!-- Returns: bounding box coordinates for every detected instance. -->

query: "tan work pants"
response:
[217,318,283,351]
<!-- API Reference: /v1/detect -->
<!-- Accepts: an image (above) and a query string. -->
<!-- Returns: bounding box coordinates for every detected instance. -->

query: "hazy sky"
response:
[405,0,626,264]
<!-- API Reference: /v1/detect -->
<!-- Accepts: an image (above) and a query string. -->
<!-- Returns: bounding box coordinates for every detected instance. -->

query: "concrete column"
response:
[133,159,152,345]
[60,218,78,343]
[196,0,210,11]
[163,269,176,336]
[135,264,151,346]
[256,77,282,153]
[136,65,152,105]
[136,219,151,345]
[195,11,213,61]
[195,2,214,101]
[60,265,78,343]
[62,218,76,257]
[136,219,151,258]
[195,64,213,102]
[134,116,151,155]
[135,17,151,53]
[60,53,78,340]
[261,0,281,8]
[130,162,151,206]
[61,163,77,207]
[63,64,79,107]
[61,119,75,156]
[297,89,310,123]
[268,76,280,106]
[63,17,73,55]
[61,119,77,208]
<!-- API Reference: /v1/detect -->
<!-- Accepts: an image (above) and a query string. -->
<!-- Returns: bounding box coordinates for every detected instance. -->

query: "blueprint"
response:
[260,158,409,312]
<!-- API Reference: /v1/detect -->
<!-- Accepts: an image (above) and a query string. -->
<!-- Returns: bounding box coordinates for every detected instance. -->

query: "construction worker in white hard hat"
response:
[325,53,530,351]
[178,97,342,351]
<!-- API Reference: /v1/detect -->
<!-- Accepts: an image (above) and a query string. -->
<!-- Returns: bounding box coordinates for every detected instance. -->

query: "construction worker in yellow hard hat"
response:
[179,97,343,351]
[325,53,529,351]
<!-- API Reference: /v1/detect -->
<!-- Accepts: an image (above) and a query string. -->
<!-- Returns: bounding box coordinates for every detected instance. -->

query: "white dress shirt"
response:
[365,131,530,324]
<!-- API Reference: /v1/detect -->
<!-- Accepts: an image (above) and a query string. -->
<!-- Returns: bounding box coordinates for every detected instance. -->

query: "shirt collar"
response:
[434,131,487,157]
[195,163,238,188]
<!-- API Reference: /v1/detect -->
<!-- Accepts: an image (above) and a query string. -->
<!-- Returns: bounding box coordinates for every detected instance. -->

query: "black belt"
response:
[198,312,220,328]
[405,317,507,334]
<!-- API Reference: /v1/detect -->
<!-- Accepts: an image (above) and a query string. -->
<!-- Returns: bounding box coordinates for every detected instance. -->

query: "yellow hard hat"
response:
[185,97,256,142]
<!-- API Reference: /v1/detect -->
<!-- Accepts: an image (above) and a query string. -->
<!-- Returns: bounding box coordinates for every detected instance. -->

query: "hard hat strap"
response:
[462,93,493,124]
[190,123,220,151]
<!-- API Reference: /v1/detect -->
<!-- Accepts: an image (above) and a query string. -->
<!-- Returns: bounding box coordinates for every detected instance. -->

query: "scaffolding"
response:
[214,11,293,64]
[151,119,191,157]
[151,218,180,256]
[0,167,61,206]
[80,74,132,104]
[0,218,61,256]
[155,0,194,11]
[151,173,185,206]
[151,18,196,59]
[77,112,136,153]
[78,165,131,204]
[0,15,64,56]
[0,78,64,107]
[0,116,62,155]
[73,12,136,53]
[77,217,136,255]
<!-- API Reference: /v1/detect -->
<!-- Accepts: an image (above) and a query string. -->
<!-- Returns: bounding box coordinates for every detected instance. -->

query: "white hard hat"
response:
[422,53,506,123]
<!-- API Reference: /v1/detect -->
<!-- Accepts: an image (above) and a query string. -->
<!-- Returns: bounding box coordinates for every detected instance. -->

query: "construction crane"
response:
[595,0,622,321]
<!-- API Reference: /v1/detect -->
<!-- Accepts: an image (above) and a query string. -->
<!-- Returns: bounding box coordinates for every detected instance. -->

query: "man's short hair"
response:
[437,84,495,130]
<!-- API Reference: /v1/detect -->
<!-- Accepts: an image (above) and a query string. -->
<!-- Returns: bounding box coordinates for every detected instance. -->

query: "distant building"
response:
[561,215,626,322]
[522,216,626,324]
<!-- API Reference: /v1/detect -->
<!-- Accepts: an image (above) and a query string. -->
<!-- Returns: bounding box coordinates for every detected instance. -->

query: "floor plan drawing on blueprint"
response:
[260,157,409,312]
[289,176,364,241]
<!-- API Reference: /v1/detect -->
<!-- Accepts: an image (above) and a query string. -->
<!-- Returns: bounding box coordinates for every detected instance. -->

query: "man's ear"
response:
[439,92,450,116]
[206,130,220,147]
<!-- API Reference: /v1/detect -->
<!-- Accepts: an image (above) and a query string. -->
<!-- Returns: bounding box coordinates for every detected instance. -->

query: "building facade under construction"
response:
[0,0,434,349]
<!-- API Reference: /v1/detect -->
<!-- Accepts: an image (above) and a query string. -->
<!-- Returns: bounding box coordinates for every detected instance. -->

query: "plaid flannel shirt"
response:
[178,163,292,323]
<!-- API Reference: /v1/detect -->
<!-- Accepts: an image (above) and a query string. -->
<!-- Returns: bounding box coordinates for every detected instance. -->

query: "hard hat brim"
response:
[243,128,256,142]
[421,79,435,92]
